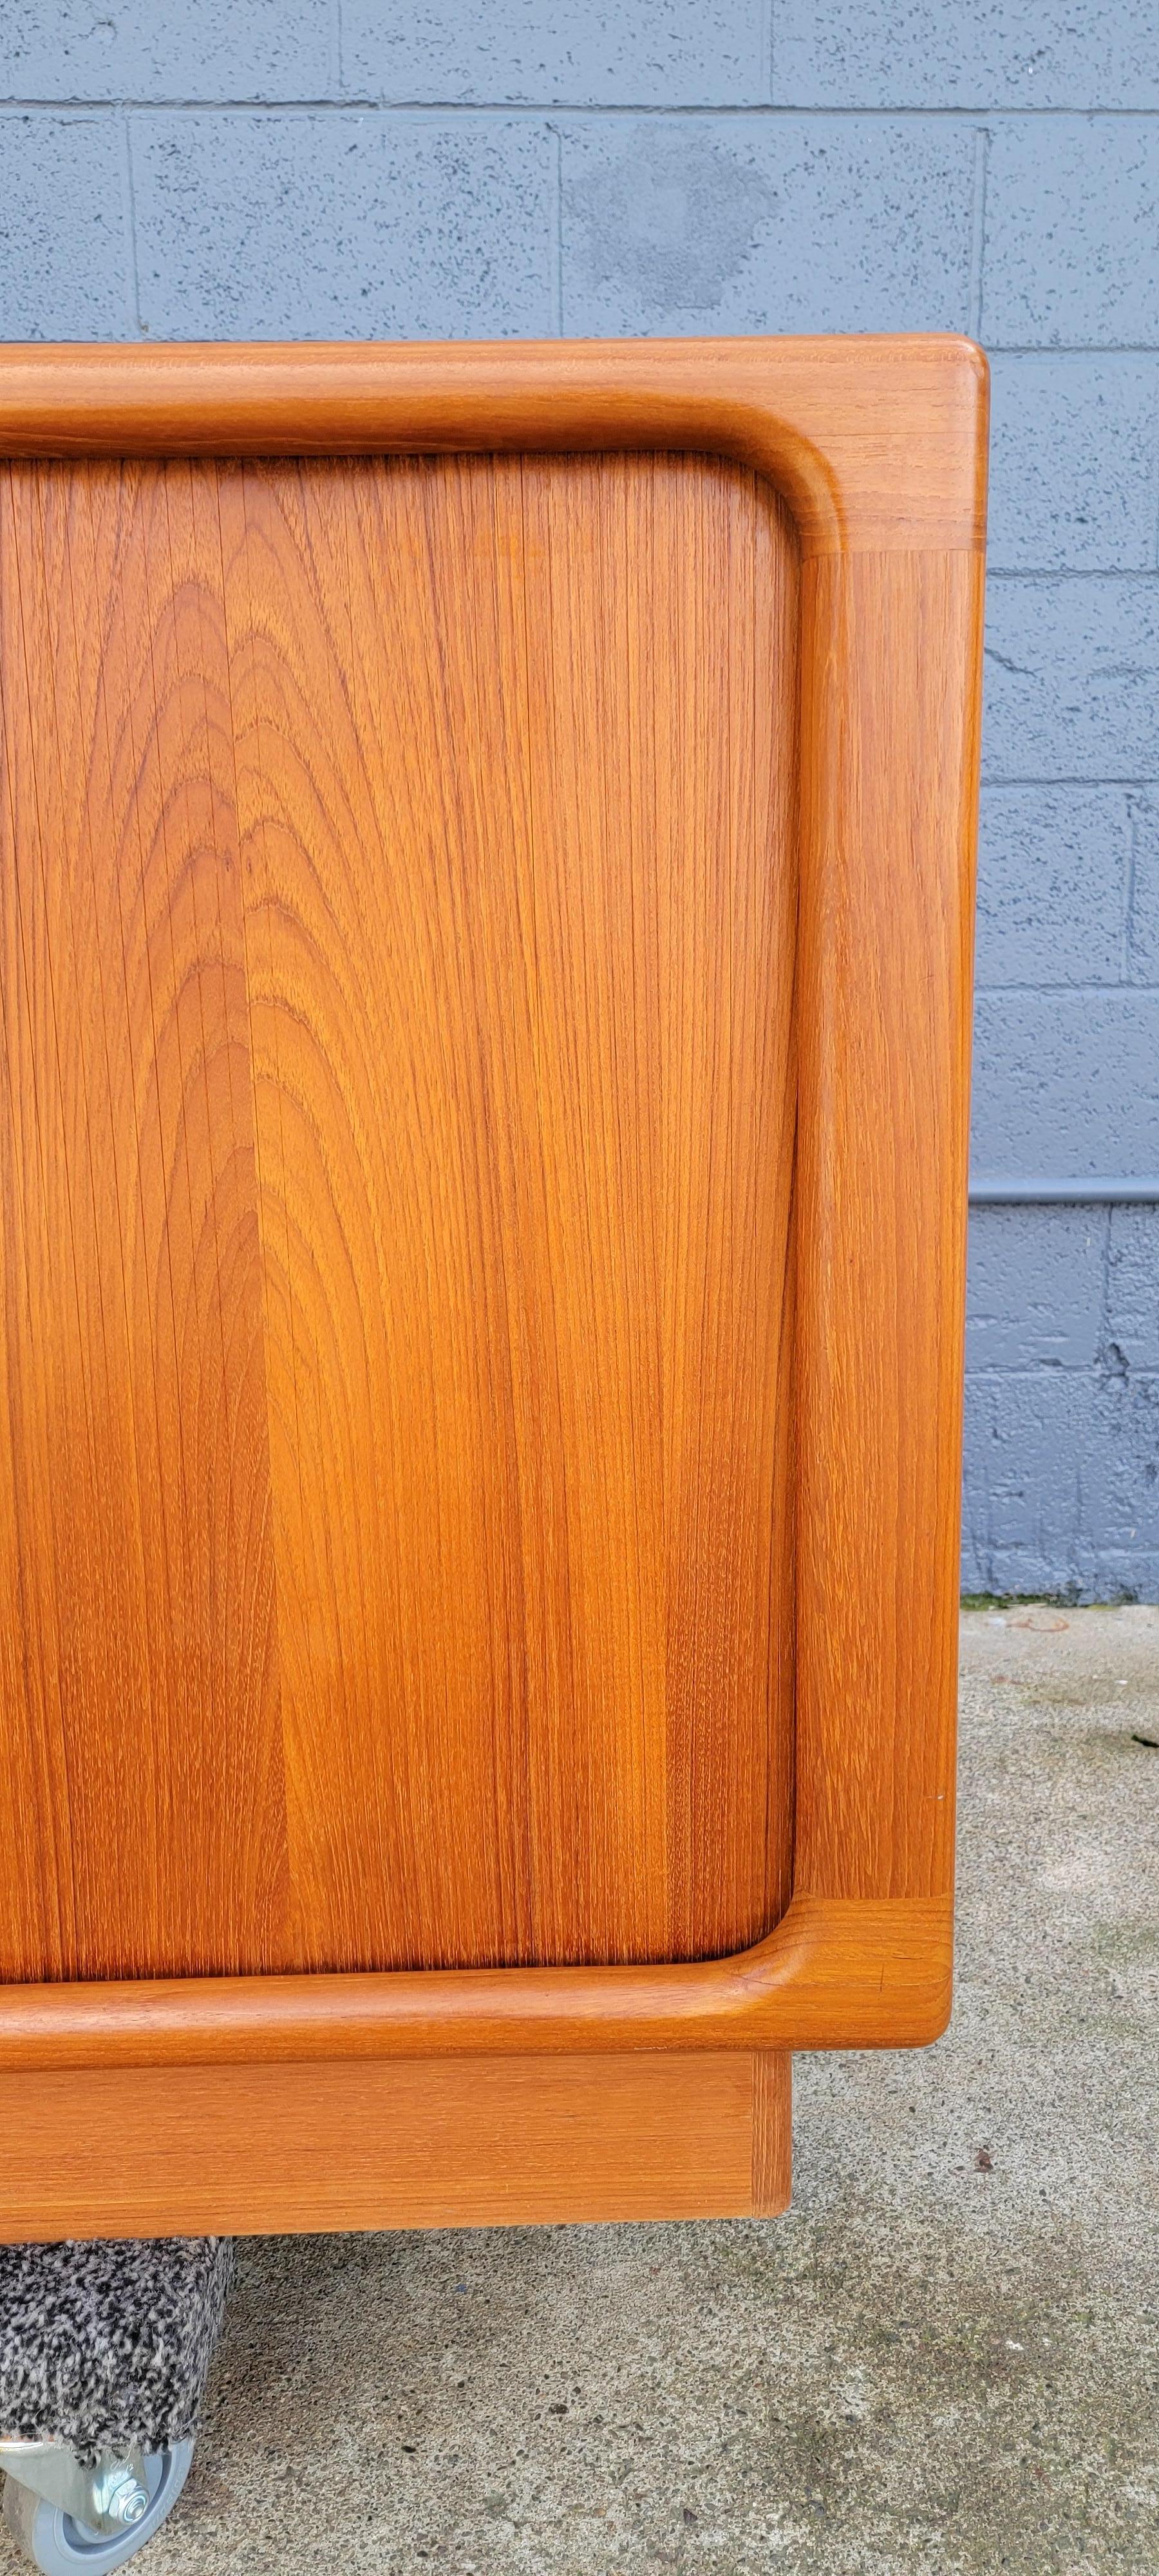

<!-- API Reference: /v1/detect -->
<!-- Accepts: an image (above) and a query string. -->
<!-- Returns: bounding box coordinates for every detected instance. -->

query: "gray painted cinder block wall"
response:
[1,3,1157,1600]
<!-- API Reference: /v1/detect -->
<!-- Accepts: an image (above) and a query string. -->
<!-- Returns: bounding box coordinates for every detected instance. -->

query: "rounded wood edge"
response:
[792,542,981,1906]
[0,1895,953,2070]
[0,348,975,2045]
[0,335,988,556]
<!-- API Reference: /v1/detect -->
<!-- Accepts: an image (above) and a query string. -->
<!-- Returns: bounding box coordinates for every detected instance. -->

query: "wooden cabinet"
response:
[0,337,986,2237]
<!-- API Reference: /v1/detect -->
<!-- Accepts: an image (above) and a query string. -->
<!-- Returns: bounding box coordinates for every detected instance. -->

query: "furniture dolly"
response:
[0,334,986,2557]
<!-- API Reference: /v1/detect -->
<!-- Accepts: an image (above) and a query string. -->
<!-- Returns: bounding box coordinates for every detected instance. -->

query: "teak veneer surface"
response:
[0,337,986,2104]
[0,444,798,1982]
[0,2050,793,2241]
[0,337,987,559]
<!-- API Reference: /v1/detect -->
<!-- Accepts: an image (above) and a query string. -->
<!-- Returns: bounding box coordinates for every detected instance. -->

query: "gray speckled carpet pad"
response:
[0,2240,233,2460]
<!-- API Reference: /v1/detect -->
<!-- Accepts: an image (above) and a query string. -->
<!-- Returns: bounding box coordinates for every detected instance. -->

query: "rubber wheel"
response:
[2,2444,194,2572]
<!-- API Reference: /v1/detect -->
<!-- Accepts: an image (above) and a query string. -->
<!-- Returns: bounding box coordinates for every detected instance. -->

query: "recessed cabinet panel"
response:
[0,448,798,1978]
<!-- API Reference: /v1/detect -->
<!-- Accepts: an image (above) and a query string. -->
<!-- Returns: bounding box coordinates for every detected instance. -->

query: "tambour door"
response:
[0,444,799,1984]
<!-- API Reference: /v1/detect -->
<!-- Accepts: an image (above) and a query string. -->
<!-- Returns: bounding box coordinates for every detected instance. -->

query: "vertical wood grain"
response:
[220,450,798,1971]
[0,445,798,1983]
[516,453,798,1962]
[0,459,287,1977]
[750,2050,792,2214]
[795,549,983,1901]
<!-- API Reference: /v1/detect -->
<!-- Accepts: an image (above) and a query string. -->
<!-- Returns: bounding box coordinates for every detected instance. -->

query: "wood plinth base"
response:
[0,2050,791,2241]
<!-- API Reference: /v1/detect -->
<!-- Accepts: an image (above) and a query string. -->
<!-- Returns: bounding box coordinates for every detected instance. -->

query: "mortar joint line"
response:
[1153,373,1159,571]
[120,106,142,338]
[551,120,564,334]
[1123,793,1142,977]
[7,97,1159,118]
[969,121,990,341]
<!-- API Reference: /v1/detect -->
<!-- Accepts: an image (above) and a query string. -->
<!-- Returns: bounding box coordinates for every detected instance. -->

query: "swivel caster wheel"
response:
[2,2442,194,2571]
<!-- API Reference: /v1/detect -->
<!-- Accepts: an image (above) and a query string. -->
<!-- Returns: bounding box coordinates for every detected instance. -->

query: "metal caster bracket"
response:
[1,2438,194,2571]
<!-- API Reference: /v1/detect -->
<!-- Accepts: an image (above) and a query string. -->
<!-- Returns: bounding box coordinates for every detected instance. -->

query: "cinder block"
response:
[0,2,334,101]
[963,1372,1082,1587]
[343,0,767,106]
[966,1204,1106,1372]
[983,117,1159,348]
[962,1368,1159,1602]
[0,110,129,337]
[1106,1206,1159,1372]
[1048,1372,1159,1573]
[1126,793,1159,981]
[972,990,1159,1179]
[982,578,1159,784]
[132,112,555,339]
[773,0,1159,109]
[976,786,1131,986]
[988,355,1159,574]
[559,115,975,334]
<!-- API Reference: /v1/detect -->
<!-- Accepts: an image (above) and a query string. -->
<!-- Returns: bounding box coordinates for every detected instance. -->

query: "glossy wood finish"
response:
[795,547,984,1904]
[0,2050,791,2241]
[0,1893,953,2067]
[0,455,285,1985]
[229,448,796,1976]
[0,446,796,1983]
[0,337,987,556]
[0,337,987,2115]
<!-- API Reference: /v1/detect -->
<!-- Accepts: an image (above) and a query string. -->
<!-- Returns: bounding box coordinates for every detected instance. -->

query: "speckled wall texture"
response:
[1,3,1157,1600]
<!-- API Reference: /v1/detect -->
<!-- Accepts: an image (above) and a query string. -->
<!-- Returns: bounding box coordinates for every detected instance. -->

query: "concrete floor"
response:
[5,1607,1158,2573]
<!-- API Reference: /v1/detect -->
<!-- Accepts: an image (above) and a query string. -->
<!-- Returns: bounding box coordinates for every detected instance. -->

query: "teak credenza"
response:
[0,336,987,2239]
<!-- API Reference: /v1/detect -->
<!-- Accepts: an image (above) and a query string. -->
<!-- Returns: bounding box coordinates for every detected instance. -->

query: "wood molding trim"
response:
[0,2050,791,2240]
[0,1894,953,2069]
[0,334,987,556]
[0,336,986,2081]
